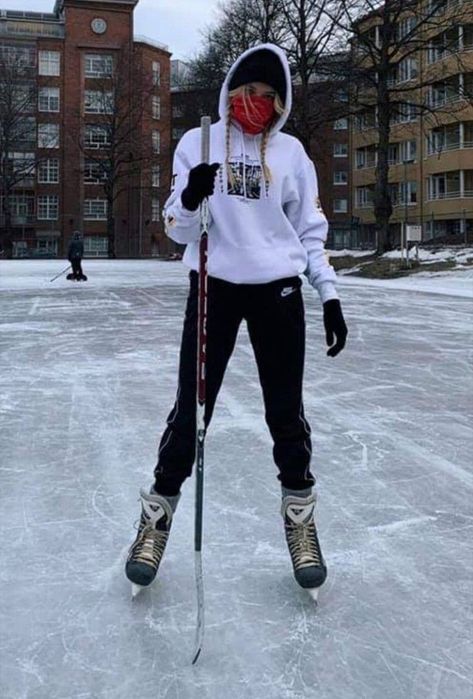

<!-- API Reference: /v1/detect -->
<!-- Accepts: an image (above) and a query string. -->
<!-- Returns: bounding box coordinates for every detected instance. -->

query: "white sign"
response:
[406,225,422,242]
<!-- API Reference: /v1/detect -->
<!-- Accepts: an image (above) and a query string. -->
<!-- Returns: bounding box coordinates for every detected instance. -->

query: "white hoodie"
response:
[163,44,338,303]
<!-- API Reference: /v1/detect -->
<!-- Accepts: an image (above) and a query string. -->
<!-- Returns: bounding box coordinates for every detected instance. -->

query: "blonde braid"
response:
[260,129,271,193]
[226,104,235,189]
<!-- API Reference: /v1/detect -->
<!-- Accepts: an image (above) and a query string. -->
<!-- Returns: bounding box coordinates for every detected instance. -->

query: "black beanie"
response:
[229,49,287,104]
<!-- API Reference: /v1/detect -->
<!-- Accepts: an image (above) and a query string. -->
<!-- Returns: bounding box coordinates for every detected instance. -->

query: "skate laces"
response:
[129,519,168,569]
[286,519,321,569]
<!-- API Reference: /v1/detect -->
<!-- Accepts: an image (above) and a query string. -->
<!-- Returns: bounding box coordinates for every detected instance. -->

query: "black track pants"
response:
[154,271,314,496]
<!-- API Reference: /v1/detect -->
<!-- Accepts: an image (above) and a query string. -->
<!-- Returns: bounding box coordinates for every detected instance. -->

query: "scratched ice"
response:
[0,260,472,699]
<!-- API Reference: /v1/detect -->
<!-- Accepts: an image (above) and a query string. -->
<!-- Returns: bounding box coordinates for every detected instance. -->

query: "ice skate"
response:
[282,492,327,599]
[125,489,176,596]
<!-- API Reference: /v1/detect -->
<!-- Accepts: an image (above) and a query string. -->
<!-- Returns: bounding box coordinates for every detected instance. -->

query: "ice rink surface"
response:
[1,260,472,699]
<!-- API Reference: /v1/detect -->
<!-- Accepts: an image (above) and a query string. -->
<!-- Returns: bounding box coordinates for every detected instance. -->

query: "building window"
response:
[38,51,60,76]
[397,16,417,40]
[84,160,107,184]
[152,130,160,154]
[356,187,374,207]
[38,87,60,112]
[334,118,348,130]
[38,158,59,184]
[400,139,417,162]
[84,90,114,114]
[37,195,58,220]
[1,194,34,219]
[152,61,161,87]
[333,199,348,213]
[84,125,110,149]
[152,165,160,188]
[397,58,418,84]
[84,199,107,220]
[334,171,348,185]
[38,123,59,148]
[333,143,348,158]
[399,181,417,205]
[172,104,184,118]
[84,236,108,257]
[152,198,160,221]
[85,54,113,78]
[152,95,161,120]
[172,127,185,141]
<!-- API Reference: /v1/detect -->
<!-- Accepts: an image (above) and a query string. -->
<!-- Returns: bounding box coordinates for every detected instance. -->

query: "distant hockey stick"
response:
[192,115,211,665]
[50,265,71,282]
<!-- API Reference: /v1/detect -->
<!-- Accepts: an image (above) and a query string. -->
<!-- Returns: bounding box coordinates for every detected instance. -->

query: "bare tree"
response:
[325,0,472,251]
[0,43,38,258]
[187,0,289,88]
[279,0,348,156]
[68,47,159,258]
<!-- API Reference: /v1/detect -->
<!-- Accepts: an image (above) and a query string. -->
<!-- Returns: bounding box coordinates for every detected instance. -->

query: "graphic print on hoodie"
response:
[162,43,339,304]
[227,155,262,199]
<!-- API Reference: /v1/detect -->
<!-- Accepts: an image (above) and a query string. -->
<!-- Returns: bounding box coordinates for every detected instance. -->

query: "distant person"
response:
[125,45,348,597]
[67,231,87,281]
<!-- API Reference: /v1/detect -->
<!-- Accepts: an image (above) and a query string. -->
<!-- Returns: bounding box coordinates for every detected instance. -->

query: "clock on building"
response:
[91,18,107,34]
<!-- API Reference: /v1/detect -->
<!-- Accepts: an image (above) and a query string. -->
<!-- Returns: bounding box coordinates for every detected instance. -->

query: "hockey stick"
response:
[192,115,211,665]
[50,264,71,282]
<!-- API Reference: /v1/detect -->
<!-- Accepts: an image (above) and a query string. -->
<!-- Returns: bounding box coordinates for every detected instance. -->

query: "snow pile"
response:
[383,246,473,265]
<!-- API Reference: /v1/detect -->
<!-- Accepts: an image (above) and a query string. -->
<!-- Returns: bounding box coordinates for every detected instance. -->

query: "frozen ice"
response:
[0,260,472,699]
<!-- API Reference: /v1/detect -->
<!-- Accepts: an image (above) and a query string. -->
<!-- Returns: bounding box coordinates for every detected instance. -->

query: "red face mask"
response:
[230,94,276,134]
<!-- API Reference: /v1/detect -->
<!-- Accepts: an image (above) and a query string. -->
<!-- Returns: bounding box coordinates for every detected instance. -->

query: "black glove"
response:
[181,162,220,211]
[323,299,348,357]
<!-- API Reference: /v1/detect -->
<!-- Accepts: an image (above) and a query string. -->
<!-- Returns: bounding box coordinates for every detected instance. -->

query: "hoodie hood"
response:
[218,43,292,134]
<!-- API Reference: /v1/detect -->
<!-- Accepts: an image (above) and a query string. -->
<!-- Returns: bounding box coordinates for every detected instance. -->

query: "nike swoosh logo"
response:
[281,287,297,297]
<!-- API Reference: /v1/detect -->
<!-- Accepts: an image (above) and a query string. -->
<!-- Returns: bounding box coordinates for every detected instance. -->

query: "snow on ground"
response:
[382,246,473,265]
[326,249,375,258]
[1,260,472,699]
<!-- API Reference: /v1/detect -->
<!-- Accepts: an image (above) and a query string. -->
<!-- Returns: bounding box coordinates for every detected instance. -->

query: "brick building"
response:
[0,0,171,258]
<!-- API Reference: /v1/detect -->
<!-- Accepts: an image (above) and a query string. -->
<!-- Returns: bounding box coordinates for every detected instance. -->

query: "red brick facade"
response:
[0,0,171,257]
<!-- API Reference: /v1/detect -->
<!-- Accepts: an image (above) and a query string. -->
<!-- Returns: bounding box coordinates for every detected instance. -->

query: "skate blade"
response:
[131,583,145,598]
[306,588,319,604]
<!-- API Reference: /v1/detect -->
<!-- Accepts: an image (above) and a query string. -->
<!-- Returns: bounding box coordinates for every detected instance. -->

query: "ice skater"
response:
[67,231,87,281]
[126,44,348,596]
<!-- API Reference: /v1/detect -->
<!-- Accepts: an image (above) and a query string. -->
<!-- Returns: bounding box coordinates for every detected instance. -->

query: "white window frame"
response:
[37,195,59,220]
[84,90,114,115]
[38,87,60,113]
[333,143,348,158]
[38,123,60,148]
[334,171,348,185]
[152,130,160,154]
[85,54,113,78]
[38,158,59,184]
[152,165,160,188]
[84,199,108,220]
[333,198,348,213]
[84,125,111,150]
[84,236,108,257]
[152,197,160,222]
[152,61,161,87]
[152,95,161,120]
[38,51,60,76]
[334,118,348,130]
[84,160,107,185]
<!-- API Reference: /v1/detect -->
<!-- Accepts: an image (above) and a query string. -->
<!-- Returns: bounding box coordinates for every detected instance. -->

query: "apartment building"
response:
[351,0,473,244]
[0,0,171,258]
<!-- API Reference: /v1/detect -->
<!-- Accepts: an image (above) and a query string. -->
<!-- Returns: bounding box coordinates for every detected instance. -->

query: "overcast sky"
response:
[0,0,220,60]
